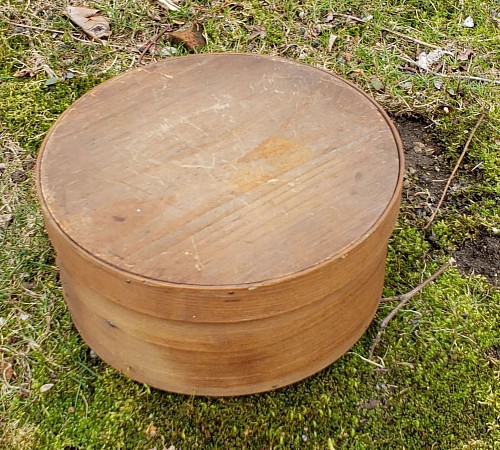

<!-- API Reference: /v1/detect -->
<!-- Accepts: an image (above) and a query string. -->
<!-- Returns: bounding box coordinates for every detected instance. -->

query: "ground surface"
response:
[456,229,500,287]
[396,117,500,286]
[1,1,499,449]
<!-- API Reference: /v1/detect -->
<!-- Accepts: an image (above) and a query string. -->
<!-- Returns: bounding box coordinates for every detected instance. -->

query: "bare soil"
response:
[455,229,500,287]
[395,116,448,221]
[395,116,499,288]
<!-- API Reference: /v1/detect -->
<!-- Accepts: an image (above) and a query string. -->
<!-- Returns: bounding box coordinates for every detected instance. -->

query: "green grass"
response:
[1,0,499,448]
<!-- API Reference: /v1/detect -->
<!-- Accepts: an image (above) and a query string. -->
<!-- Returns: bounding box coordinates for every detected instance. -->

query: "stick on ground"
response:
[331,13,443,50]
[397,54,500,84]
[369,258,455,359]
[137,27,169,65]
[424,109,488,229]
[3,19,65,34]
[336,15,500,85]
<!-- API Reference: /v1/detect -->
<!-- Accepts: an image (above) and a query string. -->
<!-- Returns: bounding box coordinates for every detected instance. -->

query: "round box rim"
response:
[37,53,404,288]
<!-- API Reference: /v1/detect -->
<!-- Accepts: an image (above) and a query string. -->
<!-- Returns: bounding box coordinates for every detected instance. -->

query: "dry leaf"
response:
[340,52,351,63]
[40,383,54,393]
[157,0,180,11]
[0,214,13,227]
[168,23,206,52]
[305,23,322,38]
[369,76,384,92]
[416,49,445,70]
[146,423,157,438]
[457,48,474,61]
[324,12,334,22]
[244,25,266,41]
[1,360,15,381]
[14,68,36,78]
[65,6,111,39]
[327,34,337,52]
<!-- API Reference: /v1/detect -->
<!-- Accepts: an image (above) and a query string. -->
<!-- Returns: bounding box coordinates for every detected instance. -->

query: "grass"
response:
[1,0,499,448]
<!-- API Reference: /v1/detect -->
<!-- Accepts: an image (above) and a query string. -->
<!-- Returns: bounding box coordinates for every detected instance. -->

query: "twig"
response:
[439,74,499,84]
[3,19,64,34]
[137,27,169,65]
[368,258,455,359]
[349,352,386,369]
[398,54,500,85]
[69,34,137,52]
[424,109,489,228]
[4,18,133,52]
[381,27,442,50]
[379,295,402,304]
[331,13,442,50]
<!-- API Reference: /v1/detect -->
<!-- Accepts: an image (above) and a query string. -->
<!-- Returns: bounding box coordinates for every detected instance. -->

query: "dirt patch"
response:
[486,346,500,364]
[394,116,449,221]
[454,229,500,287]
[394,117,499,288]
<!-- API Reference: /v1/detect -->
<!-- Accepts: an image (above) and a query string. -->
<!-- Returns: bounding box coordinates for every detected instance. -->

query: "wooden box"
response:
[36,54,404,395]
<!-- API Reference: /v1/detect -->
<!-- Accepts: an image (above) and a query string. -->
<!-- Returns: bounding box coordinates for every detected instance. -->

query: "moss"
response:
[3,273,498,449]
[0,77,102,152]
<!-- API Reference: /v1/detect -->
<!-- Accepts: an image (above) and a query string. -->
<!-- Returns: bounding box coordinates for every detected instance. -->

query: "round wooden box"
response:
[36,54,403,396]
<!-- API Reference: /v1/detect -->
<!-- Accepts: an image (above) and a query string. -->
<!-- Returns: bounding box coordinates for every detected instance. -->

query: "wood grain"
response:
[36,54,404,395]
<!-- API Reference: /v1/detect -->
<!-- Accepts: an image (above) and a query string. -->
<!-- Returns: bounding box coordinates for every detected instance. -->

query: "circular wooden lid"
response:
[38,54,403,286]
